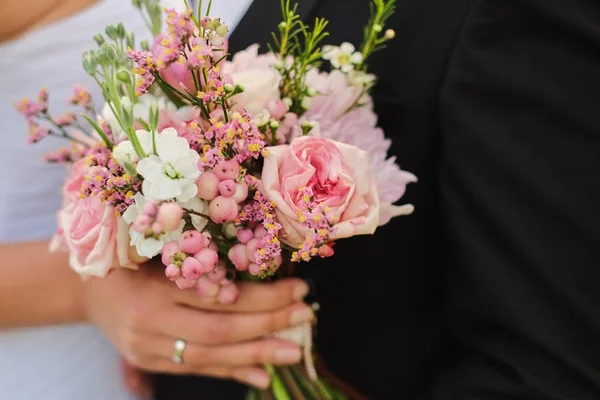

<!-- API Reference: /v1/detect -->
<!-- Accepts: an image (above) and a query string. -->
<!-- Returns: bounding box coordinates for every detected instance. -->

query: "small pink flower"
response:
[52,162,140,277]
[260,136,379,248]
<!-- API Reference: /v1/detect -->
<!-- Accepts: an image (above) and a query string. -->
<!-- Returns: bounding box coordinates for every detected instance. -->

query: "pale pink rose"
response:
[221,44,281,115]
[298,69,417,224]
[51,161,140,277]
[260,136,379,247]
[59,195,118,278]
[221,44,278,75]
[62,158,88,203]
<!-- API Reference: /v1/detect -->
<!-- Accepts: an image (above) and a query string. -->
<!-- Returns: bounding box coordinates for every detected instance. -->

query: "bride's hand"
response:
[83,265,312,389]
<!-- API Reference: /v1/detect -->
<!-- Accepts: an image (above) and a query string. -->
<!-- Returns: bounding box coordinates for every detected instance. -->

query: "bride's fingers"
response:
[120,358,152,400]
[145,336,302,367]
[175,278,309,313]
[142,362,271,389]
[153,302,313,346]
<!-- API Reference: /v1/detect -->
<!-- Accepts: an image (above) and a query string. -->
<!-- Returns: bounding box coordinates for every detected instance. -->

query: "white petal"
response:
[341,63,354,73]
[181,197,210,231]
[122,194,144,224]
[152,175,183,201]
[173,153,200,179]
[321,45,337,60]
[157,129,190,163]
[340,42,355,54]
[137,237,164,258]
[351,52,364,64]
[136,155,163,179]
[177,181,198,202]
[113,140,138,167]
[330,57,341,69]
[135,130,155,155]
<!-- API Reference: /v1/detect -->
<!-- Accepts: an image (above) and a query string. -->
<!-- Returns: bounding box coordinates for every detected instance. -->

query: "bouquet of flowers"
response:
[15,0,416,398]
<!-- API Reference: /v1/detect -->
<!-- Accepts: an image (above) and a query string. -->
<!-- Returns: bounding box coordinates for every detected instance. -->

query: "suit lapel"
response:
[229,0,323,54]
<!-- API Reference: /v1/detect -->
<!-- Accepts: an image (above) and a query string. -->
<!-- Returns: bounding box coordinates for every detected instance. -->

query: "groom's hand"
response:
[83,265,313,389]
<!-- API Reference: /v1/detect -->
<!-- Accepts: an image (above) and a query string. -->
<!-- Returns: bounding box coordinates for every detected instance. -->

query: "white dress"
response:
[0,1,254,398]
[0,1,149,399]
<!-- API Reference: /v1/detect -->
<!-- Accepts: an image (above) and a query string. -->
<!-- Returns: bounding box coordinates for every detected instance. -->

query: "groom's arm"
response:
[435,0,600,397]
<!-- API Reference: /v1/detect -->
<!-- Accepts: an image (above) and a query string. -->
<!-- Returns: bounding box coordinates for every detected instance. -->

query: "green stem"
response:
[156,75,198,104]
[290,366,322,400]
[127,127,147,159]
[40,115,90,147]
[277,367,306,400]
[316,380,334,400]
[221,97,229,122]
[265,365,292,400]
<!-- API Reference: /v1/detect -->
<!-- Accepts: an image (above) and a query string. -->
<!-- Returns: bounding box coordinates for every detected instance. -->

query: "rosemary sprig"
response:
[357,0,397,70]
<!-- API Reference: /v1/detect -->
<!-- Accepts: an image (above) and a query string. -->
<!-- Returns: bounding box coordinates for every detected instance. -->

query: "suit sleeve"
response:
[434,0,600,398]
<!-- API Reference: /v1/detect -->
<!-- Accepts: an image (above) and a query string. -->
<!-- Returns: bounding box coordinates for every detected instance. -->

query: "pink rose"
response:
[260,136,379,247]
[51,162,137,278]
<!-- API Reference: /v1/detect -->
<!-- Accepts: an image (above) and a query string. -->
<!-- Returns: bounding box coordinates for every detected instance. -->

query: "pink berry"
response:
[196,277,220,298]
[157,202,184,232]
[207,262,227,282]
[179,230,205,254]
[283,112,298,127]
[237,228,254,244]
[161,241,180,266]
[228,244,250,271]
[165,264,181,281]
[151,222,163,235]
[175,278,197,290]
[182,257,204,281]
[246,238,261,263]
[193,248,219,273]
[218,179,236,198]
[143,200,158,217]
[133,214,152,233]
[209,196,238,223]
[201,231,212,247]
[232,182,249,204]
[254,225,268,239]
[208,241,219,252]
[266,99,288,120]
[217,283,240,305]
[196,172,220,200]
[248,263,261,275]
[214,160,240,181]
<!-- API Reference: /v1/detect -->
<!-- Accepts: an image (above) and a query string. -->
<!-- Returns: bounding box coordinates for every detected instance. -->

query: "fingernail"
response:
[293,282,309,301]
[290,307,314,326]
[247,371,270,389]
[274,347,302,364]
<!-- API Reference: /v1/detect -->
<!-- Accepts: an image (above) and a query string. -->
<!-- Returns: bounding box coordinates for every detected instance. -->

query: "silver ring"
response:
[172,339,186,364]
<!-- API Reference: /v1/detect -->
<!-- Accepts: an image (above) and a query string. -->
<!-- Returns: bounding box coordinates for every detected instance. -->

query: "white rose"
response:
[230,69,281,115]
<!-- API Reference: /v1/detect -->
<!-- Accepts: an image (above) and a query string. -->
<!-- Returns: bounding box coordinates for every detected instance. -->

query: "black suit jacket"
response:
[154,1,600,399]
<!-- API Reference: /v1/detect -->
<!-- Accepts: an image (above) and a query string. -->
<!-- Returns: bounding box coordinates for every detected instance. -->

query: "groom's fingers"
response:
[174,278,310,312]
[156,302,314,345]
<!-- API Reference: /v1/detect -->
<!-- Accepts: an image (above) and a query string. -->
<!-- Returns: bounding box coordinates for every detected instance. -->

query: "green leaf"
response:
[81,114,113,149]
[157,79,187,108]
[137,117,151,131]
